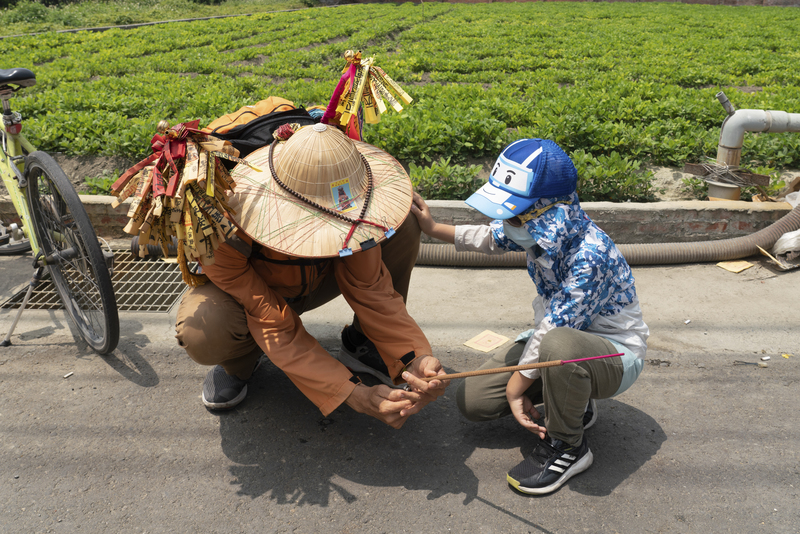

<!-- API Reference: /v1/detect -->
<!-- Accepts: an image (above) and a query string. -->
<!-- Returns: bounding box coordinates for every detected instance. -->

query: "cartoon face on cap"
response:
[488,141,545,197]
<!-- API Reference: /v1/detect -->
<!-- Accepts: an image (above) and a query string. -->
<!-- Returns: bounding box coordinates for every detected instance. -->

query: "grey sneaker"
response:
[336,326,398,388]
[202,358,262,410]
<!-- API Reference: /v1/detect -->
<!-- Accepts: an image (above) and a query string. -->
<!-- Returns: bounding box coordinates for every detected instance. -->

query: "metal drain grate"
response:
[110,249,188,312]
[1,248,187,313]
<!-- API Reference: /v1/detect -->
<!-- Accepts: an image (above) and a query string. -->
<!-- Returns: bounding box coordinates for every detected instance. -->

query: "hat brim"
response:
[465,181,537,220]
[227,140,412,258]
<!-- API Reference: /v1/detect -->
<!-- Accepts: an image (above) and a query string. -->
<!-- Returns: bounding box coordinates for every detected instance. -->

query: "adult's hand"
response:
[400,355,449,417]
[343,355,450,428]
[344,383,416,429]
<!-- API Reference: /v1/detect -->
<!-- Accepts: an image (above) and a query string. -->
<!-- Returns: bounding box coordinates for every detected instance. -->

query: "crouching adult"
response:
[175,123,448,428]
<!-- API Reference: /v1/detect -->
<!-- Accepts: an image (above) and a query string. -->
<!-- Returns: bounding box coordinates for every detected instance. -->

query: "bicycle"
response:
[0,67,119,355]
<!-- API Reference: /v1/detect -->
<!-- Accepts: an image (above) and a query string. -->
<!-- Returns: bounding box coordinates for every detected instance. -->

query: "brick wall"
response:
[1,196,793,243]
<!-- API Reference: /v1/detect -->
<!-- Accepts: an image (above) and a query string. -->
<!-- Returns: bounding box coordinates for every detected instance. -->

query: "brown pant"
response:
[456,327,624,447]
[174,216,421,379]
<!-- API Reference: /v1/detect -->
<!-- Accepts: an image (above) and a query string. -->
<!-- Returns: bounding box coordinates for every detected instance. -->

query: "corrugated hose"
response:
[415,203,800,267]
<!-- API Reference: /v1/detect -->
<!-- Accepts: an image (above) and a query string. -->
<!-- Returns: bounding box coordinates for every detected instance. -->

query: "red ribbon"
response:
[115,120,203,199]
[111,152,159,192]
[321,64,356,129]
[342,218,389,251]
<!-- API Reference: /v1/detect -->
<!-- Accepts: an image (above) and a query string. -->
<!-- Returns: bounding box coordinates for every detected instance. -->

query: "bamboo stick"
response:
[421,353,624,382]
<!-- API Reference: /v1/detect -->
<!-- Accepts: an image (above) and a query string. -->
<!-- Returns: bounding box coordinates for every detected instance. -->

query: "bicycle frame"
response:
[0,98,40,254]
[1,69,119,354]
[0,100,43,348]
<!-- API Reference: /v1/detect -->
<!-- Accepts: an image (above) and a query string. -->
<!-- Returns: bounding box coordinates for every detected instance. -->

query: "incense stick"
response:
[421,352,624,382]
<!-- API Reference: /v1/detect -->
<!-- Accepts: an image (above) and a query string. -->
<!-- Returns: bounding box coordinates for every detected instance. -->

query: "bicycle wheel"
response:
[0,221,32,255]
[24,151,119,354]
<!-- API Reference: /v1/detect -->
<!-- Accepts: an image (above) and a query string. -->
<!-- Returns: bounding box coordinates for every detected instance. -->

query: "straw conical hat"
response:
[227,123,413,258]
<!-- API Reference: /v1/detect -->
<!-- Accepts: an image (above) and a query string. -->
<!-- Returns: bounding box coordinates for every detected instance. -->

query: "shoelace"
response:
[533,439,575,465]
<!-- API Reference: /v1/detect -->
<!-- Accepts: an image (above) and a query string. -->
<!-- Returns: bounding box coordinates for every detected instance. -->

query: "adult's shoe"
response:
[202,358,262,410]
[336,325,398,387]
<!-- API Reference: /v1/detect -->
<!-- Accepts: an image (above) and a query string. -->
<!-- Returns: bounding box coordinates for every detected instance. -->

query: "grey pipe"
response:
[715,92,800,167]
[416,203,800,267]
[616,203,800,265]
[417,243,528,267]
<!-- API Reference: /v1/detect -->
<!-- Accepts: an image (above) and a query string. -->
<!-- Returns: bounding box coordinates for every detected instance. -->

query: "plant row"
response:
[2,2,800,201]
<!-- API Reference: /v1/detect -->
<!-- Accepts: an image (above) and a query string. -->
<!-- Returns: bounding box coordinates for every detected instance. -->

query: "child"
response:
[411,138,649,495]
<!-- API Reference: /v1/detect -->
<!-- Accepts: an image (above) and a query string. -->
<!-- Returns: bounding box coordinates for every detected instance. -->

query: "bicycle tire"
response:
[24,151,119,354]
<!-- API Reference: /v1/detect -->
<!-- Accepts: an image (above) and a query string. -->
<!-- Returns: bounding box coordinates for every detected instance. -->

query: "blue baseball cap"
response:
[466,139,577,219]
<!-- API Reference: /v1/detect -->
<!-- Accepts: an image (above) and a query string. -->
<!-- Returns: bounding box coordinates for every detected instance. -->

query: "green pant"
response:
[456,327,624,447]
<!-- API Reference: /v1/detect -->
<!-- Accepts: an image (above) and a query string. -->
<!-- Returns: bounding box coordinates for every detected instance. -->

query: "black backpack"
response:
[210,107,318,168]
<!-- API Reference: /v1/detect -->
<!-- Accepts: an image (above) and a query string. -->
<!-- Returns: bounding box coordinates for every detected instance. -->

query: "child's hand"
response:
[508,393,546,439]
[506,371,546,439]
[410,192,435,234]
[410,192,456,243]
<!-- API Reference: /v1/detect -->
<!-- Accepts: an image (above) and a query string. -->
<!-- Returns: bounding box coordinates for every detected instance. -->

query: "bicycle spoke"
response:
[37,186,109,342]
[24,151,119,354]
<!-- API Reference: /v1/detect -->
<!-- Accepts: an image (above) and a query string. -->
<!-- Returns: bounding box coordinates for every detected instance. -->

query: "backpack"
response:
[203,97,318,165]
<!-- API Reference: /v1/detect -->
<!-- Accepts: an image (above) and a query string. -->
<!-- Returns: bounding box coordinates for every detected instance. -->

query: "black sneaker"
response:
[336,325,398,387]
[202,358,262,410]
[583,399,598,430]
[507,436,593,495]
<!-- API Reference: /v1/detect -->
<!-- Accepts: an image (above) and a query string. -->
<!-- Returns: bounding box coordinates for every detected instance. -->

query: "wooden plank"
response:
[734,171,771,187]
[683,163,711,176]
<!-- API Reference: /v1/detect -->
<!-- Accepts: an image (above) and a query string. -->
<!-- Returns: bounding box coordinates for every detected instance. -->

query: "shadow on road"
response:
[216,361,482,505]
[99,319,159,387]
[212,359,665,508]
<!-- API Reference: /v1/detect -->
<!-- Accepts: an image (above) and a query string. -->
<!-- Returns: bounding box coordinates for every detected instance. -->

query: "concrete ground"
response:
[1,248,798,533]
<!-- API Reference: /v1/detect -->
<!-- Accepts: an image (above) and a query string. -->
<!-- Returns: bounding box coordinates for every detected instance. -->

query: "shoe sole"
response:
[507,449,594,495]
[203,384,248,410]
[335,348,402,388]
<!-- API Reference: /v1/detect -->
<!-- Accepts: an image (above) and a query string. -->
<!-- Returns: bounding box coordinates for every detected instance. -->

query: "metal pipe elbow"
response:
[718,109,771,152]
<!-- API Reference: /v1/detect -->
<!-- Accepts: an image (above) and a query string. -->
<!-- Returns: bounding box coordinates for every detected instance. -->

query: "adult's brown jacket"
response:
[201,231,432,416]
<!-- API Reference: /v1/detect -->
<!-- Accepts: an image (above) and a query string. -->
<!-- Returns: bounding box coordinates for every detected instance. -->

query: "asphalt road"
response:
[1,249,798,534]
